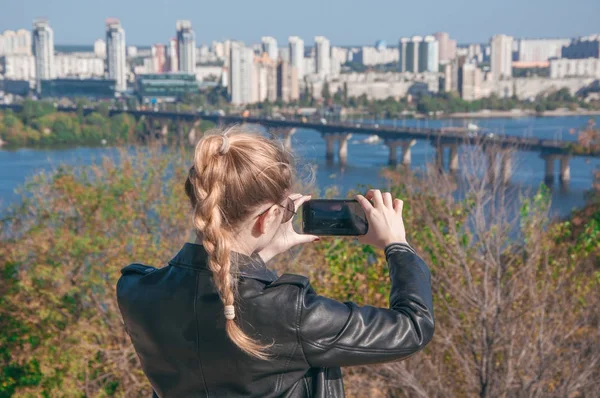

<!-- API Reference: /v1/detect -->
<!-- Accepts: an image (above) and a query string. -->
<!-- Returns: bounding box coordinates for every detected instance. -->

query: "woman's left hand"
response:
[258,194,319,262]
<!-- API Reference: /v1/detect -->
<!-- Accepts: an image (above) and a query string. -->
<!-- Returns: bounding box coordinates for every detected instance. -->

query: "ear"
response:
[257,205,277,235]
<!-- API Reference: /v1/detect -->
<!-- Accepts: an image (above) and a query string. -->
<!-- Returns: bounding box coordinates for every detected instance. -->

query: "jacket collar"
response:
[168,242,278,284]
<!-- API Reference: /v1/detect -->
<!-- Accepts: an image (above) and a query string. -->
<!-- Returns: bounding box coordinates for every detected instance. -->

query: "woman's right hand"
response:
[355,190,407,250]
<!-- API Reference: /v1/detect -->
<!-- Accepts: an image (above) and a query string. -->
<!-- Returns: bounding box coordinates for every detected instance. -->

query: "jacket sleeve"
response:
[298,243,434,368]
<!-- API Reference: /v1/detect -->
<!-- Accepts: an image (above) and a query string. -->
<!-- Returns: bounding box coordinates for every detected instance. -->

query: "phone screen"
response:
[302,199,368,236]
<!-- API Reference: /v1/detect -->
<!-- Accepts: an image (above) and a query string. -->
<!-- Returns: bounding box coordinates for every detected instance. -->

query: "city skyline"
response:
[1,0,598,47]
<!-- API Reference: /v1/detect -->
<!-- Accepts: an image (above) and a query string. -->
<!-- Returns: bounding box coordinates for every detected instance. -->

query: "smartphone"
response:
[302,199,368,236]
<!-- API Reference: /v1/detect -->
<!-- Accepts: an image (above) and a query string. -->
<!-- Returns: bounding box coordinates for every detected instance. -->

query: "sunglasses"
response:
[256,197,297,224]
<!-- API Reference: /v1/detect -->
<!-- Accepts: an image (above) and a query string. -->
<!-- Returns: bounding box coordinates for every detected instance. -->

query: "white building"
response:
[418,36,439,72]
[433,32,457,64]
[314,36,331,78]
[356,46,399,66]
[105,19,127,92]
[176,20,196,74]
[94,39,106,58]
[0,29,32,56]
[460,63,483,100]
[517,38,570,63]
[405,36,422,73]
[289,36,305,79]
[168,38,178,72]
[0,54,36,80]
[261,36,278,60]
[54,53,104,78]
[491,34,513,80]
[229,41,254,105]
[398,38,410,72]
[331,46,349,65]
[550,58,600,78]
[32,19,55,93]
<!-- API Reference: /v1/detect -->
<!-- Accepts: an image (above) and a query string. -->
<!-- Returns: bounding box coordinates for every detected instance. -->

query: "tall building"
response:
[443,59,460,93]
[229,41,254,105]
[434,32,457,64]
[261,36,278,60]
[105,18,127,92]
[94,39,106,58]
[0,29,32,56]
[253,53,277,102]
[355,46,399,66]
[459,63,483,101]
[398,38,410,72]
[278,47,290,63]
[152,44,167,73]
[168,38,178,72]
[314,36,331,78]
[419,35,439,72]
[405,36,422,73]
[288,36,304,80]
[517,38,571,62]
[490,34,514,80]
[32,19,55,93]
[277,59,299,102]
[176,20,196,74]
[562,35,600,59]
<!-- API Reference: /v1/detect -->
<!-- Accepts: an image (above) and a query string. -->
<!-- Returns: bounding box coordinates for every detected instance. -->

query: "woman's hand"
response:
[258,194,319,262]
[355,190,407,250]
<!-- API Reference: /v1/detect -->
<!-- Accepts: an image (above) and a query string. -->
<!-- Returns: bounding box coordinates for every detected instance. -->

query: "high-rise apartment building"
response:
[398,38,410,72]
[261,36,278,60]
[229,41,254,105]
[517,38,570,62]
[314,36,331,78]
[94,39,106,58]
[562,35,600,59]
[419,35,439,72]
[176,20,196,74]
[490,34,514,80]
[253,53,277,102]
[459,63,483,100]
[276,59,299,102]
[433,32,457,64]
[288,36,304,80]
[152,44,167,73]
[0,29,32,56]
[33,19,55,93]
[105,18,127,92]
[168,38,179,72]
[405,36,422,73]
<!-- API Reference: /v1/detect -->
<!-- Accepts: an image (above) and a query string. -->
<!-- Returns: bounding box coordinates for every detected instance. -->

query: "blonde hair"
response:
[184,126,293,359]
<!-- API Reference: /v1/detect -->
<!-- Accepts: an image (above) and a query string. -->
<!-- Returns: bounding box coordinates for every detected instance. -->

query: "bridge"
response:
[2,104,598,186]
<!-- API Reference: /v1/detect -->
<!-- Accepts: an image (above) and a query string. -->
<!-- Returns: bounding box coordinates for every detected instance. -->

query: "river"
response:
[1,115,599,216]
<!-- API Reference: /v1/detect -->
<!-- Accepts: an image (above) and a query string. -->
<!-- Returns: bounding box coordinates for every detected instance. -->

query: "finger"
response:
[293,194,312,209]
[366,189,383,208]
[383,192,393,209]
[393,198,404,214]
[295,234,320,245]
[355,194,373,213]
[289,193,304,200]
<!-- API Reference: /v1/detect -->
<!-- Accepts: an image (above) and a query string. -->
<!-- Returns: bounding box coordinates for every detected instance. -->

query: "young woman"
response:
[117,127,434,397]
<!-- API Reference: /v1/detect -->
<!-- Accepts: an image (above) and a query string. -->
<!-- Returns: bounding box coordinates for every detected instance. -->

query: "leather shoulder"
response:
[120,263,157,276]
[266,273,310,289]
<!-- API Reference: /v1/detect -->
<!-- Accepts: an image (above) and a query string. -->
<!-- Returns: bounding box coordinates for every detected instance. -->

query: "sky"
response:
[1,0,598,47]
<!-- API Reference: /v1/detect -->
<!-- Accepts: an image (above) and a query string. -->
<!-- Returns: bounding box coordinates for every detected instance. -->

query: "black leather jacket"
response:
[117,242,434,397]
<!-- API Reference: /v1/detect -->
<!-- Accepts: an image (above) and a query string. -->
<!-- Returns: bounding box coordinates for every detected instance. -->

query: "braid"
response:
[187,135,271,360]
